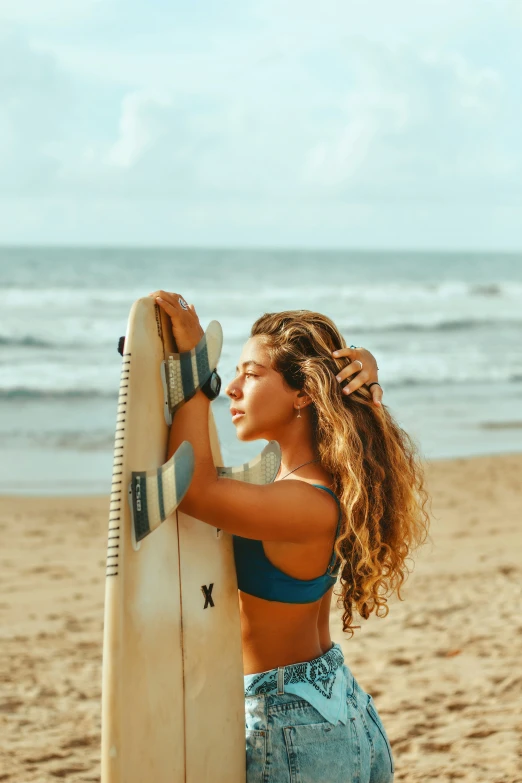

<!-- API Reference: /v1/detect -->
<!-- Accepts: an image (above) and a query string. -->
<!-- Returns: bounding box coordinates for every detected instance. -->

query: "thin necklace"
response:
[278,458,320,481]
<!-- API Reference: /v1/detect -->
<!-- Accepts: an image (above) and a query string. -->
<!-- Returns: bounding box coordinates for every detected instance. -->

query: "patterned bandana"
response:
[244,643,349,726]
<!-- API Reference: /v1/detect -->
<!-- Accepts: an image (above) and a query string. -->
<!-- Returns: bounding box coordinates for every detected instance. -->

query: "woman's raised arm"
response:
[150,290,338,542]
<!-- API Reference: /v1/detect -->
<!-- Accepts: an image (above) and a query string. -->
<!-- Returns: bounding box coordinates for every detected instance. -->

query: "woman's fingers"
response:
[335,362,367,384]
[332,345,382,406]
[155,296,175,312]
[148,291,192,319]
[342,374,368,396]
[149,290,181,309]
[331,347,353,360]
[368,383,383,407]
[342,374,382,407]
[147,291,204,352]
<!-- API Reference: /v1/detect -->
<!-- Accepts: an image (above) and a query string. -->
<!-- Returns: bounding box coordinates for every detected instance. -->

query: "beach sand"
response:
[1,453,521,782]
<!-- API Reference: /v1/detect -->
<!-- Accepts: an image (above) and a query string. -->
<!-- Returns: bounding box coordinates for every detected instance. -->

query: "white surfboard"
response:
[101,297,246,783]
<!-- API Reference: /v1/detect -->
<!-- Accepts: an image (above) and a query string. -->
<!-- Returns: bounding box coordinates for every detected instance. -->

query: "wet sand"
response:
[1,453,521,782]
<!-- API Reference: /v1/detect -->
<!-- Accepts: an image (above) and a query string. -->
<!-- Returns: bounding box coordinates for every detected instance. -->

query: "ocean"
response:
[1,246,521,495]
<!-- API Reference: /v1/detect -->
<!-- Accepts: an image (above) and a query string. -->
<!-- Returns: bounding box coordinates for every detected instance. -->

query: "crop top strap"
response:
[312,484,342,575]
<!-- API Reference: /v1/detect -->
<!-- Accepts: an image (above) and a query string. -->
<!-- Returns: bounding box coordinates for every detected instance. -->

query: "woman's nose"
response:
[225,380,240,399]
[225,383,236,397]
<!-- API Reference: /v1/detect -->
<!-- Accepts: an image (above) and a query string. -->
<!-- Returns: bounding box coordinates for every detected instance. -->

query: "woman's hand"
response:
[148,291,203,352]
[332,346,383,407]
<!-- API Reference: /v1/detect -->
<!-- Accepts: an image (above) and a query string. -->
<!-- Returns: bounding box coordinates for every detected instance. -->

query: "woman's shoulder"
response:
[280,478,341,516]
[281,474,336,493]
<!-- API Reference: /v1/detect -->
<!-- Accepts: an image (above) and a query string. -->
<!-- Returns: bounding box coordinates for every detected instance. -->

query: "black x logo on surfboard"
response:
[201,584,215,609]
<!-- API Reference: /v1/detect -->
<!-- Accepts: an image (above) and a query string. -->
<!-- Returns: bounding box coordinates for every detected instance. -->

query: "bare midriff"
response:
[239,584,335,675]
[239,475,339,675]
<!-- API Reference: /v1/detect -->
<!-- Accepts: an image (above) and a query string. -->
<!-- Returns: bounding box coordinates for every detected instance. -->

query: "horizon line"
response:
[1,243,521,255]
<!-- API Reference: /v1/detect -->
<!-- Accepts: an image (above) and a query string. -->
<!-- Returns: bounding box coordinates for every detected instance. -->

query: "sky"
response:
[1,0,521,249]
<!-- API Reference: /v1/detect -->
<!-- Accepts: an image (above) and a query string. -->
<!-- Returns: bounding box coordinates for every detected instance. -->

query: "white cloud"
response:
[300,42,517,204]
[106,91,171,169]
[1,30,519,206]
[0,0,520,246]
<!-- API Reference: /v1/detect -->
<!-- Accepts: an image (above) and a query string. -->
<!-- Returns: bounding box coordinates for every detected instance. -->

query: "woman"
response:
[150,290,429,783]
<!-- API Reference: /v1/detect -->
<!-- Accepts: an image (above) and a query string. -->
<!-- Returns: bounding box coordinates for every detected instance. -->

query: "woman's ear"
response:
[295,390,313,409]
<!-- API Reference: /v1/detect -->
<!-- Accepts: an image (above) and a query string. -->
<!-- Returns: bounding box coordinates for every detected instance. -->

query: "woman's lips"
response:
[230,408,245,423]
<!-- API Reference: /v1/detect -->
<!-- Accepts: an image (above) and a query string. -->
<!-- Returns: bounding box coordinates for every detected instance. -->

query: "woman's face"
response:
[224,336,297,441]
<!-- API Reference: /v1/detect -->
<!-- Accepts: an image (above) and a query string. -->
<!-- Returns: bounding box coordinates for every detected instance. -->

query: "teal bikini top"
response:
[232,485,342,604]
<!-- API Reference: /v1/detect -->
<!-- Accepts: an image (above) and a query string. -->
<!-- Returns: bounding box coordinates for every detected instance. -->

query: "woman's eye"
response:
[245,373,257,378]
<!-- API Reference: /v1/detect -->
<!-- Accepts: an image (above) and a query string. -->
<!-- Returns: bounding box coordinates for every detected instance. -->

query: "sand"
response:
[1,453,521,782]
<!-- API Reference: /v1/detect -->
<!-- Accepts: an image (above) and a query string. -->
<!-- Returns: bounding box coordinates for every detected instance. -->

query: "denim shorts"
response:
[244,656,394,783]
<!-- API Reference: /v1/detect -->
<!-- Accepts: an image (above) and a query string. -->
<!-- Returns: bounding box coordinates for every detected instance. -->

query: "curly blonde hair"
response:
[251,310,430,636]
